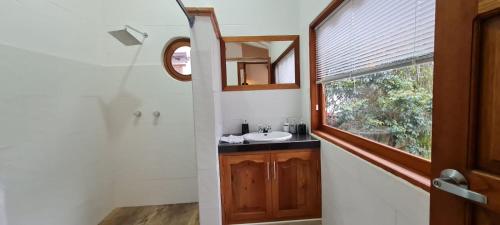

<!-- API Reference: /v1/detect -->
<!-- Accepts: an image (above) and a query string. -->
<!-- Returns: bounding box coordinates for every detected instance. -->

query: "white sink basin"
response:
[243,131,292,142]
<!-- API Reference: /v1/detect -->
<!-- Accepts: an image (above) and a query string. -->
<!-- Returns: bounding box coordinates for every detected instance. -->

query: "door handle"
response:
[432,169,487,204]
[267,162,270,181]
[273,161,277,180]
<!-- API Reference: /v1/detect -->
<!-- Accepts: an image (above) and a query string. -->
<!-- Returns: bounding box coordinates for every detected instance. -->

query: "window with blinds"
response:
[315,0,435,83]
[315,0,435,159]
[274,51,296,84]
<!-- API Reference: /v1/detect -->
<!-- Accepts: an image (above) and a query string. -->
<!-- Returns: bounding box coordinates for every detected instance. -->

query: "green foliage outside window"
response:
[324,63,433,159]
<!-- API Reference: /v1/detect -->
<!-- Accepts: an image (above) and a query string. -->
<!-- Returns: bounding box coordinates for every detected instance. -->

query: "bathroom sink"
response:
[243,131,292,142]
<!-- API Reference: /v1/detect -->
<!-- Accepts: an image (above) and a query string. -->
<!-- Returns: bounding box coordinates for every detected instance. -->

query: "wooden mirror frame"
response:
[220,35,300,91]
[164,37,192,82]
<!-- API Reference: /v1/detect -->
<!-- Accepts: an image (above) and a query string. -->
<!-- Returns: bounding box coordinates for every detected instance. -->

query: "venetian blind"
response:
[315,0,435,83]
[274,51,296,83]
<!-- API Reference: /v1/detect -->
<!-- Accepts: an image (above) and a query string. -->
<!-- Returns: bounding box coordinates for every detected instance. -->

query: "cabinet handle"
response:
[267,162,270,181]
[273,161,277,180]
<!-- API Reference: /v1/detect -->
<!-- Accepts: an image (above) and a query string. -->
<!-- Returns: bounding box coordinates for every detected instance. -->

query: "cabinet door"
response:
[220,153,272,224]
[271,150,320,219]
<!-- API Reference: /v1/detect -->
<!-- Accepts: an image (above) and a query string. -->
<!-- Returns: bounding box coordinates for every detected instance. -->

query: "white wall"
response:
[191,15,225,225]
[297,1,430,225]
[0,0,112,225]
[269,41,293,62]
[215,0,302,134]
[320,140,429,225]
[102,0,202,207]
[0,0,431,224]
[0,184,7,225]
[226,42,243,58]
[221,90,303,134]
[102,0,302,207]
[210,0,299,36]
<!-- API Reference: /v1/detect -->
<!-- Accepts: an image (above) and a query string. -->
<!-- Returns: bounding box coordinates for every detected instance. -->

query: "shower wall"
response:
[190,15,224,225]
[0,0,112,225]
[102,0,302,208]
[102,0,199,207]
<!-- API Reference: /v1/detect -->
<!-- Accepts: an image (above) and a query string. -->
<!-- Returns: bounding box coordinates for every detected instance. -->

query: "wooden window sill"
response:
[312,129,431,192]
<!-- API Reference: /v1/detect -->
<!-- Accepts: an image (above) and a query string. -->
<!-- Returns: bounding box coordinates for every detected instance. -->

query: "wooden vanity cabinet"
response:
[219,153,273,223]
[219,149,321,225]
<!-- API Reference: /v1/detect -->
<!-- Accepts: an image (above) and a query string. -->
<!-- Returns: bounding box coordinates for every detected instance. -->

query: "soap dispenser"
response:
[298,121,307,135]
[242,120,249,134]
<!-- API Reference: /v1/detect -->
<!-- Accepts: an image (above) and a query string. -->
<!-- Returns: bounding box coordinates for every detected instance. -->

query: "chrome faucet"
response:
[258,124,272,133]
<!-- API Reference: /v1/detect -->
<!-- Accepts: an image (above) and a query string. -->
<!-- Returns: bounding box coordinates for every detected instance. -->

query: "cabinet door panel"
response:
[220,154,272,224]
[271,150,320,219]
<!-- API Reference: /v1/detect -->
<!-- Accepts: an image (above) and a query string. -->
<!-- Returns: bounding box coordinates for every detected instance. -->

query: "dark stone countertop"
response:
[218,133,320,153]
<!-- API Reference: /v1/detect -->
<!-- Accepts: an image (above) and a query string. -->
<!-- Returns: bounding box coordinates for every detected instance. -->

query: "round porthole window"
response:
[163,37,192,81]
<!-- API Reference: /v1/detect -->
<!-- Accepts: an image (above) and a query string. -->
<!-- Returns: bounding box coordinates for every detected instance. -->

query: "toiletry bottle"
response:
[242,120,249,134]
[298,121,307,135]
[289,118,297,134]
[283,122,290,132]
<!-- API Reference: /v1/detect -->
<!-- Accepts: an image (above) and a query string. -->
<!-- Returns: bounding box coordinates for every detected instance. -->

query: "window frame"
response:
[309,0,431,191]
[237,61,272,85]
[164,37,192,82]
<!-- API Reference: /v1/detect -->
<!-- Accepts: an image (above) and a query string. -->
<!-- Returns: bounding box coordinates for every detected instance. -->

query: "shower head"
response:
[109,25,148,46]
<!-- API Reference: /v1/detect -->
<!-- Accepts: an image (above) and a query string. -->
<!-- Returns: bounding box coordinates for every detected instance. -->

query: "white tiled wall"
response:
[0,46,113,225]
[102,63,198,207]
[190,16,224,225]
[0,0,104,64]
[0,0,112,224]
[0,184,5,225]
[319,140,430,225]
[221,90,303,134]
[102,0,199,207]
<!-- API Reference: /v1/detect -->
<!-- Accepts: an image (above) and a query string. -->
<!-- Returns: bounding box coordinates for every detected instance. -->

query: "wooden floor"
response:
[98,202,321,225]
[263,220,321,225]
[99,203,199,225]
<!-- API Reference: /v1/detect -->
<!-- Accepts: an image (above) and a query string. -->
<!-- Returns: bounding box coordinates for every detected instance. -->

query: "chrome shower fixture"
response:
[108,25,149,46]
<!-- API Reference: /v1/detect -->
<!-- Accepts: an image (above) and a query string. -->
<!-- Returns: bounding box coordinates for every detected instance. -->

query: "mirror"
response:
[221,35,300,91]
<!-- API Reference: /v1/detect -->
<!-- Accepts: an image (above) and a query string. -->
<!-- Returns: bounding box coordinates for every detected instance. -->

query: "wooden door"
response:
[431,0,500,224]
[271,150,320,219]
[220,153,272,224]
